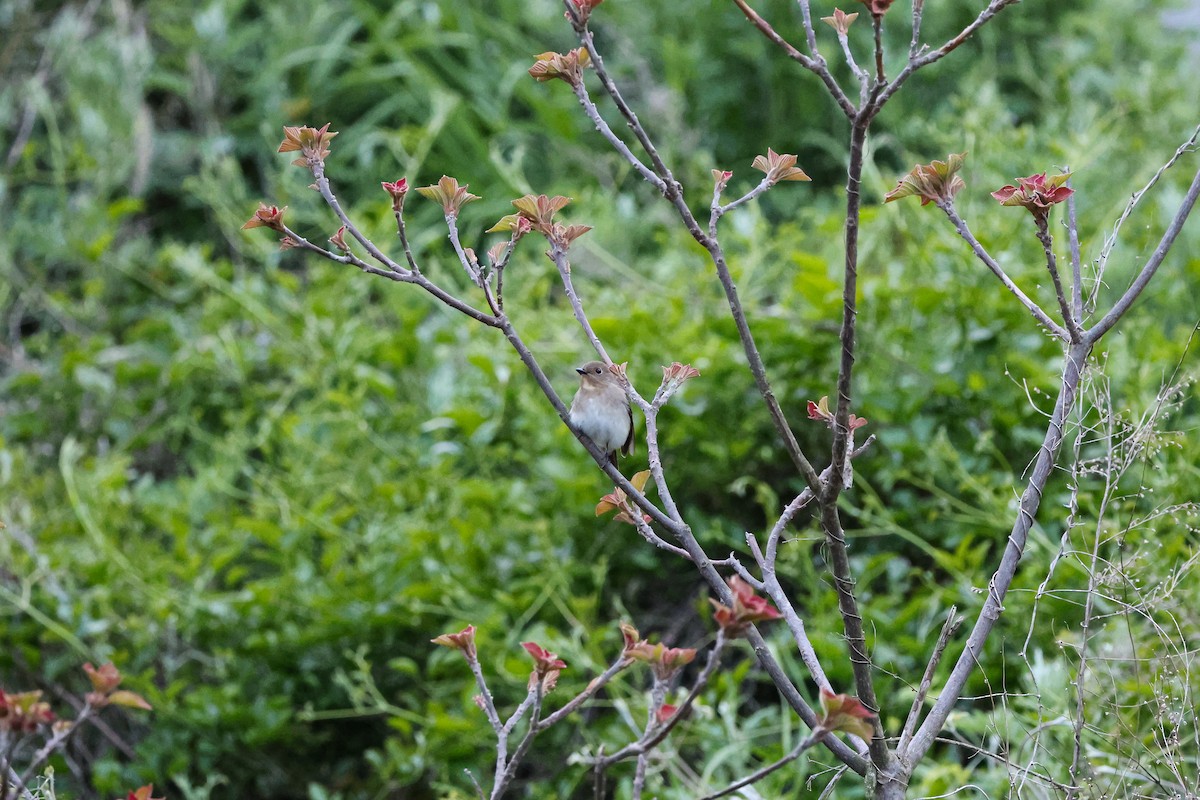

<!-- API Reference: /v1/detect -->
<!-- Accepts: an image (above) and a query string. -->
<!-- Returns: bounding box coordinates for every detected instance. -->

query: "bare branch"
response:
[909,0,926,59]
[936,201,1070,339]
[700,729,827,800]
[569,81,665,194]
[874,0,1021,111]
[1086,164,1200,342]
[1065,177,1083,321]
[904,341,1093,765]
[1034,216,1084,342]
[728,0,856,117]
[1090,124,1200,315]
[491,682,544,799]
[538,656,630,730]
[898,606,963,753]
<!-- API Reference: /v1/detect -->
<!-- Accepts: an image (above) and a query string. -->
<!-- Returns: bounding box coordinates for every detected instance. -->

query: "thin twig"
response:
[871,14,885,83]
[1066,177,1083,321]
[17,704,93,789]
[728,0,856,117]
[909,0,926,59]
[491,682,544,799]
[937,201,1070,339]
[904,341,1093,765]
[1091,124,1200,313]
[700,729,826,800]
[898,606,962,753]
[537,657,629,730]
[1034,216,1084,341]
[874,0,1021,112]
[598,633,728,766]
[1086,164,1200,342]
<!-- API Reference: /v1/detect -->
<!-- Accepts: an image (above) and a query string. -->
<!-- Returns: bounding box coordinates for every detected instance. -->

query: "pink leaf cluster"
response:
[806,395,868,431]
[991,172,1074,220]
[818,688,876,740]
[710,576,782,637]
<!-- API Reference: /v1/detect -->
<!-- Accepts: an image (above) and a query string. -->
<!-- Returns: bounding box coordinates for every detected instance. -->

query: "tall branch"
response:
[728,0,856,118]
[904,340,1093,765]
[1086,165,1200,342]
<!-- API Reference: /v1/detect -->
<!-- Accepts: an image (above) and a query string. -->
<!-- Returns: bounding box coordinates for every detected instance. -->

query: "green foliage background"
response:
[2,0,1200,797]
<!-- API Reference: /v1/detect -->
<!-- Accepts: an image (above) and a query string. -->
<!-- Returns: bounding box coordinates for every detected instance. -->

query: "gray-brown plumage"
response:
[569,361,634,465]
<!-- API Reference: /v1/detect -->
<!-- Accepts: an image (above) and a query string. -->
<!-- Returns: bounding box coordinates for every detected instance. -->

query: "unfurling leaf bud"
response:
[711,169,733,193]
[381,178,409,212]
[278,123,338,170]
[329,226,350,252]
[821,9,860,34]
[242,203,287,232]
[751,148,811,184]
[417,176,481,217]
[528,49,592,87]
[991,171,1074,222]
[818,688,876,740]
[432,625,478,661]
[884,153,967,207]
[710,576,782,637]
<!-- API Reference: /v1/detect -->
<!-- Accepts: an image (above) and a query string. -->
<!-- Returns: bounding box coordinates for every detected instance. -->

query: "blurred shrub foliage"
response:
[2,0,1199,797]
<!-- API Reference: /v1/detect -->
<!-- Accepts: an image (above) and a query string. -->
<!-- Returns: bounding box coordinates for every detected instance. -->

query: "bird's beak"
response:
[575,367,586,375]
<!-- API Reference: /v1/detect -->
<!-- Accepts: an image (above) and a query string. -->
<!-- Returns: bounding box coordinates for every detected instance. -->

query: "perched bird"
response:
[569,360,634,465]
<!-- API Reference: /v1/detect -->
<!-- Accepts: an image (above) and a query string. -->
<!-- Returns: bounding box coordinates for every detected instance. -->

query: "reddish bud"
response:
[241,203,287,232]
[627,641,697,680]
[0,689,55,733]
[329,225,350,252]
[84,662,122,694]
[655,703,678,725]
[991,171,1074,221]
[661,362,700,394]
[818,688,876,740]
[567,0,604,24]
[125,785,165,800]
[521,641,567,677]
[711,169,733,193]
[884,152,967,206]
[856,0,895,17]
[381,178,409,212]
[807,395,868,431]
[278,123,338,169]
[432,625,478,661]
[710,576,782,637]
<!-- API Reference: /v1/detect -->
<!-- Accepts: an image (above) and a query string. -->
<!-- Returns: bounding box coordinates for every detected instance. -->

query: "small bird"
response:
[569,360,634,465]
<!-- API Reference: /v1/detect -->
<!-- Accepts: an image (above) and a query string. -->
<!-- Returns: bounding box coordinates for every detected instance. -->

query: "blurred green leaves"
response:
[3,0,1200,798]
